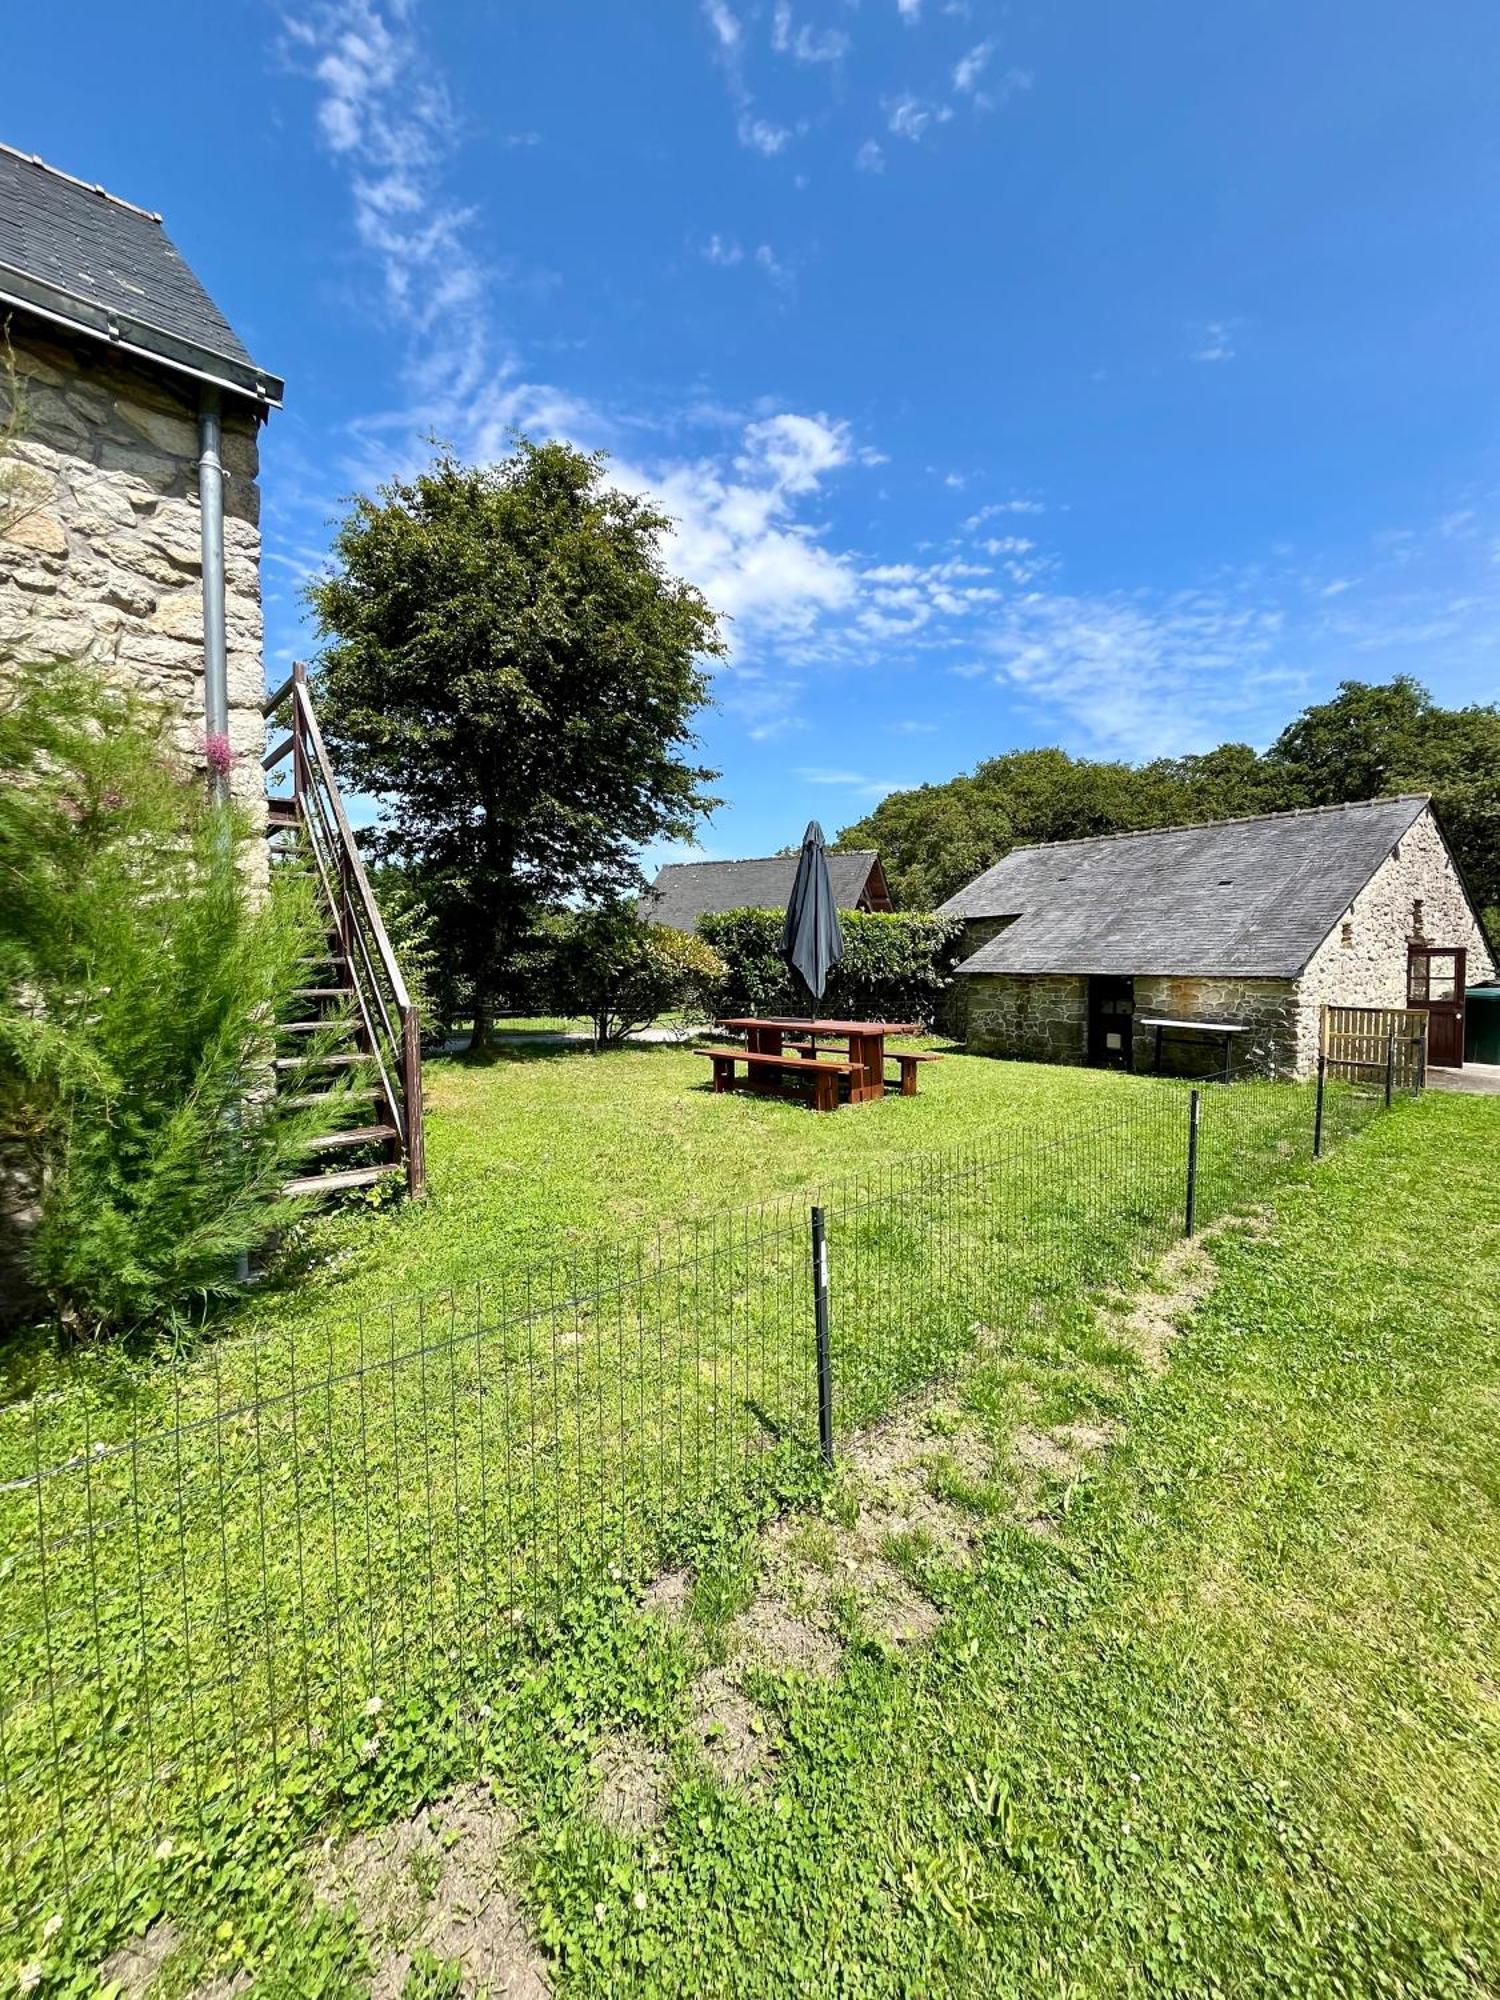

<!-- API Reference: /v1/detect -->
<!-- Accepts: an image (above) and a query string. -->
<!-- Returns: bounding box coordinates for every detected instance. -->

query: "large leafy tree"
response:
[1268,676,1500,924]
[309,440,723,1046]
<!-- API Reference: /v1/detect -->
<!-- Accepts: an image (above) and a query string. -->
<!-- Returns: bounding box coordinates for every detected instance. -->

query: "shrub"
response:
[543,905,725,1046]
[0,662,333,1342]
[697,907,963,1024]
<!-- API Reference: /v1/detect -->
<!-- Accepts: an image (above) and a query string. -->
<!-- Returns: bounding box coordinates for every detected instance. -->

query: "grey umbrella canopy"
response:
[781,821,845,1006]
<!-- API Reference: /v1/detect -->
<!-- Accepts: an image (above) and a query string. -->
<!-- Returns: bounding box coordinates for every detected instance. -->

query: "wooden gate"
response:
[1321,1005,1427,1088]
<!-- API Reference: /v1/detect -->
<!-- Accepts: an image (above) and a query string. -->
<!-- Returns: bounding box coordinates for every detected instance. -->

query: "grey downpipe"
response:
[197,388,229,801]
[198,389,247,1281]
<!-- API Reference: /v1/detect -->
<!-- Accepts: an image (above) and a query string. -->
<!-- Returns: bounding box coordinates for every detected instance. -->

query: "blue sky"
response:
[8,1,1500,866]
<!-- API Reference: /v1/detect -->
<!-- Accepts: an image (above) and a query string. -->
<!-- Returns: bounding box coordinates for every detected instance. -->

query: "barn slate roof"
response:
[644,852,885,931]
[943,795,1433,979]
[0,142,282,406]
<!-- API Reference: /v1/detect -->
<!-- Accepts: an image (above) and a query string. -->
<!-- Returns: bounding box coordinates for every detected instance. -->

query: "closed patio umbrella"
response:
[781,820,845,1006]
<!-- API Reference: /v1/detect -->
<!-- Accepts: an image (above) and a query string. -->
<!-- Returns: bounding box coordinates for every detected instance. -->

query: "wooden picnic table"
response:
[715,1016,925,1106]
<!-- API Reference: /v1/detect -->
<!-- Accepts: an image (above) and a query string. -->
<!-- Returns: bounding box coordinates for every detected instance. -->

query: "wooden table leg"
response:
[746,1025,782,1092]
[848,1032,881,1103]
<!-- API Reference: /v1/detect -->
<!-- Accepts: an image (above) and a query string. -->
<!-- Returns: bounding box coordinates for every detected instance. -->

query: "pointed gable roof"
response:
[0,142,281,407]
[943,795,1433,979]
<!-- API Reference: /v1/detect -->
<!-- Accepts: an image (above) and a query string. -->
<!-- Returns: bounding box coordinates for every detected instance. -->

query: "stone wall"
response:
[0,326,267,821]
[941,916,1019,1038]
[1291,804,1496,1072]
[964,973,1088,1064]
[1131,975,1298,1078]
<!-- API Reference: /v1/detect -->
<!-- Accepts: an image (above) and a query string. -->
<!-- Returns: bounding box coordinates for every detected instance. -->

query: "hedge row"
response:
[696,907,963,1025]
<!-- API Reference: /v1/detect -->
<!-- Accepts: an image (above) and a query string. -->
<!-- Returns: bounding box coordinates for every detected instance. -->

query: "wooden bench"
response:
[700,1044,856,1113]
[884,1048,942,1097]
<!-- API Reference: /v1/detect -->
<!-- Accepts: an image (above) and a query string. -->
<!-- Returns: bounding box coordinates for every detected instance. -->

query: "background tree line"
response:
[838,677,1500,932]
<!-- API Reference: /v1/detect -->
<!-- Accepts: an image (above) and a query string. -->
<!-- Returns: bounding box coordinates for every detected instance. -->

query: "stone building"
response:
[0,142,281,819]
[939,796,1495,1077]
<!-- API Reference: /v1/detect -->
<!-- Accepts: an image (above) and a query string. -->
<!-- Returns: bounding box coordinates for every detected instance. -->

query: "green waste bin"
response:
[1466,986,1500,1064]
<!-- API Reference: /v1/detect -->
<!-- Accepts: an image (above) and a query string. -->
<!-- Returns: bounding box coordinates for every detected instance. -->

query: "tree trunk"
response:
[468,991,492,1053]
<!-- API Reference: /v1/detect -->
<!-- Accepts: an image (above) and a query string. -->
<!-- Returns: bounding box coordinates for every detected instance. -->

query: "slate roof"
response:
[942,795,1433,979]
[0,142,282,406]
[644,852,886,931]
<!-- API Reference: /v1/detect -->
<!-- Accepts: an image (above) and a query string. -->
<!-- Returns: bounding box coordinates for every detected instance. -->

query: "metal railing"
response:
[263,662,425,1196]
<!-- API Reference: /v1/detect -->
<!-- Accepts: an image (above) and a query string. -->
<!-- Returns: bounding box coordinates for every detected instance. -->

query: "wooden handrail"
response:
[262,662,425,1196]
[291,679,414,1013]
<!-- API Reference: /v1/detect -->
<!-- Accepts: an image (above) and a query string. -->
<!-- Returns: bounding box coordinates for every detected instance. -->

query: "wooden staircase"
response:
[262,664,426,1200]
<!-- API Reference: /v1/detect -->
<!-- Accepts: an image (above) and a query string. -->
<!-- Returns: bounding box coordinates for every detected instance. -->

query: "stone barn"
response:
[0,141,281,820]
[939,796,1495,1078]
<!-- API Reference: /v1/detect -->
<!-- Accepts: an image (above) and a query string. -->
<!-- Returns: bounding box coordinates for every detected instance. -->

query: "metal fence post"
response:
[1384,1024,1396,1109]
[811,1205,834,1466]
[1184,1088,1201,1238]
[1313,1054,1326,1158]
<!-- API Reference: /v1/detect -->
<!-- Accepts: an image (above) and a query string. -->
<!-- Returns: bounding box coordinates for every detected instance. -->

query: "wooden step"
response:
[283,1088,381,1109]
[283,1164,401,1198]
[279,1019,353,1035]
[292,986,353,1001]
[274,1052,366,1072]
[298,1124,400,1153]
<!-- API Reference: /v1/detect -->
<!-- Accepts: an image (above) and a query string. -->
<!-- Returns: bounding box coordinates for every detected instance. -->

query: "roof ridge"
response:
[0,140,162,224]
[1002,793,1430,858]
[660,850,876,871]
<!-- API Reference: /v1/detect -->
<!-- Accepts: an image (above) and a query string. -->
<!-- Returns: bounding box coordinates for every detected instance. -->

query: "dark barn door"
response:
[1408,944,1467,1067]
[1088,975,1135,1069]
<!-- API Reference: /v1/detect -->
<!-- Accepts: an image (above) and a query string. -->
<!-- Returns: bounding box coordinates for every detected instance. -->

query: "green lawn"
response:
[0,1047,1421,1989]
[504,1089,1500,1997]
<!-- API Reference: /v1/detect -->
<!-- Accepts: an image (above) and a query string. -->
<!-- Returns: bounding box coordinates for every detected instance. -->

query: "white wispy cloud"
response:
[703,0,742,49]
[855,138,887,173]
[886,92,953,141]
[964,498,1047,527]
[771,1,851,63]
[738,113,794,155]
[795,766,914,798]
[1191,319,1237,363]
[896,0,922,21]
[701,232,744,266]
[700,0,798,155]
[952,40,993,92]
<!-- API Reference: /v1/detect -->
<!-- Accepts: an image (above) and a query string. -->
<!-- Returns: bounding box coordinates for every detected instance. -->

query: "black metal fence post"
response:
[1184,1088,1201,1238]
[1384,1024,1396,1109]
[811,1205,834,1466]
[1313,1054,1326,1158]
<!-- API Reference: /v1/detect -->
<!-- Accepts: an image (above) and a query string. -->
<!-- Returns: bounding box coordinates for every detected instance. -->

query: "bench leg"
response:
[711,1056,734,1093]
[811,1068,838,1112]
[898,1058,918,1097]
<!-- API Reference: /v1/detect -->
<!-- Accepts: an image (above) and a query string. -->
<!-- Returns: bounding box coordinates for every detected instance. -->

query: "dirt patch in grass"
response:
[591,1731,670,1835]
[310,1780,548,1998]
[97,1921,183,1998]
[733,1584,844,1678]
[690,1668,777,1784]
[845,1400,992,1564]
[852,1558,944,1647]
[641,1566,692,1625]
[1111,1237,1218,1374]
[1013,1424,1107,1478]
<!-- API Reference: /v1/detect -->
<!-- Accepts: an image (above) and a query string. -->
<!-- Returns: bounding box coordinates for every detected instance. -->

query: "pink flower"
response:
[202,732,234,778]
